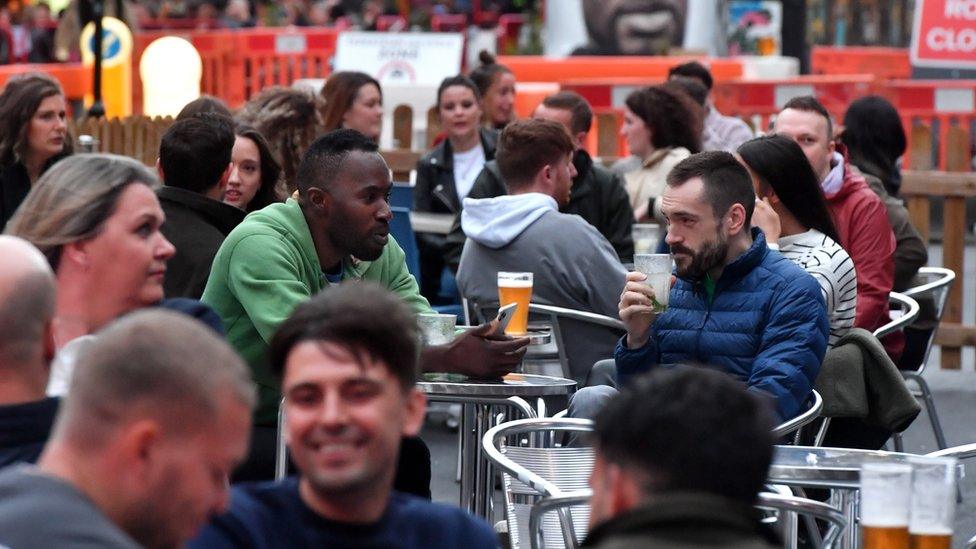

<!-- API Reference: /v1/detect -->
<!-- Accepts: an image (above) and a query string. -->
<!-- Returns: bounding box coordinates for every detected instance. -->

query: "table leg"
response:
[829,489,857,549]
[458,402,478,513]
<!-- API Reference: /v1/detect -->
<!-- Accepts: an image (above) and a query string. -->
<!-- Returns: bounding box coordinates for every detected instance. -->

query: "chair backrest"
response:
[925,442,976,460]
[755,492,847,548]
[482,418,595,549]
[525,303,626,383]
[771,389,823,442]
[900,267,955,372]
[873,291,920,339]
[390,206,420,279]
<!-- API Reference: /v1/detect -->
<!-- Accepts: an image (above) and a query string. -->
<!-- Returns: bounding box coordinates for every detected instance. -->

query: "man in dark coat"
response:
[444,92,635,270]
[156,113,244,299]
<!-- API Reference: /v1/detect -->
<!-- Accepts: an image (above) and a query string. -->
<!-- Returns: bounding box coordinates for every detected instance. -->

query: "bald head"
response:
[53,309,256,447]
[0,236,55,382]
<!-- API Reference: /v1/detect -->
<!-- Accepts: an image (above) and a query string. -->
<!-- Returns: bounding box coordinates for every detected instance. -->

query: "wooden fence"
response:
[69,113,976,368]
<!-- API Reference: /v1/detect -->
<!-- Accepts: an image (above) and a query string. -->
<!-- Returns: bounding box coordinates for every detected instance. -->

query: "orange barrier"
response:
[810,46,911,80]
[882,80,976,171]
[497,55,743,85]
[0,63,91,100]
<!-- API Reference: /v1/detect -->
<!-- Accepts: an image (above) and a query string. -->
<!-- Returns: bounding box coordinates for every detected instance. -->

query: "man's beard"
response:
[671,230,728,280]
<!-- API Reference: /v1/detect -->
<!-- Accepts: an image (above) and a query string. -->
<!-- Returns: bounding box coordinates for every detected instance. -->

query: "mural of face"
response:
[581,0,688,55]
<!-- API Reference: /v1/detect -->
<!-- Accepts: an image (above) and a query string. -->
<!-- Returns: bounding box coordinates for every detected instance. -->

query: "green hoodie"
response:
[202,199,432,426]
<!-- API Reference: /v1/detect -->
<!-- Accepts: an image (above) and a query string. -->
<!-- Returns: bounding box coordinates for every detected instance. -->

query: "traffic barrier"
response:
[883,80,976,172]
[810,46,911,80]
[497,55,743,86]
[0,62,91,102]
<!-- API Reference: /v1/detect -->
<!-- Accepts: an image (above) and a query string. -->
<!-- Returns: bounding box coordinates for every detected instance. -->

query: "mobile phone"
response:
[493,302,519,336]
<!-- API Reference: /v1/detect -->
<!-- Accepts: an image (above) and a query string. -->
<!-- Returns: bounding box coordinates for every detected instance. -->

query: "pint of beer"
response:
[861,463,912,549]
[908,457,957,549]
[497,272,533,335]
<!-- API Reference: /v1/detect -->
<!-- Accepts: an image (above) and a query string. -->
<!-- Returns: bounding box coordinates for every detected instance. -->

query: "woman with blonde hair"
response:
[5,153,176,394]
[0,72,73,229]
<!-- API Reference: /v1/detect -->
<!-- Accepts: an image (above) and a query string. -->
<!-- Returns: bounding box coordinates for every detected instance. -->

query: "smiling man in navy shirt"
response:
[189,283,497,549]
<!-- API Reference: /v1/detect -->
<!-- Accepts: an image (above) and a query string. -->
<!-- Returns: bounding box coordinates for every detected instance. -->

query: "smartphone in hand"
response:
[493,302,519,336]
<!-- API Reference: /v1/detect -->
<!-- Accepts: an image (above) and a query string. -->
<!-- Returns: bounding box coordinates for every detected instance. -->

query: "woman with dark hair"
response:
[842,95,907,197]
[0,73,73,229]
[414,75,496,300]
[620,84,701,222]
[319,71,383,142]
[469,50,516,130]
[223,124,283,213]
[738,134,857,347]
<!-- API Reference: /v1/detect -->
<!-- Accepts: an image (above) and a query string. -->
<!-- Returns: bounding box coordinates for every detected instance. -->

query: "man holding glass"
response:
[456,119,627,385]
[574,152,829,422]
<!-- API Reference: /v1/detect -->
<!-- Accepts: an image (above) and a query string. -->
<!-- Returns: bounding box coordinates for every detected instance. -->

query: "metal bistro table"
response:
[769,445,962,549]
[419,371,576,519]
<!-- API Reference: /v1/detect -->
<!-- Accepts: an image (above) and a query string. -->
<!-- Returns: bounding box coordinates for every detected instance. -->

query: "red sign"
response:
[911,0,976,69]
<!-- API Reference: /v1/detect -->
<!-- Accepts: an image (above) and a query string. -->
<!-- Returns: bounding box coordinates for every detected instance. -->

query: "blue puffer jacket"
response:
[615,229,829,420]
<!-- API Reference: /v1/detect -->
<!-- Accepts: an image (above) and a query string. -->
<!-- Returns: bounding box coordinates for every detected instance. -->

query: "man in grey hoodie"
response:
[457,119,627,385]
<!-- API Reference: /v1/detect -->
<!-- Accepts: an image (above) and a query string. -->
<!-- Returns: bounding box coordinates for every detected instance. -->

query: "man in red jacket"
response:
[773,96,899,358]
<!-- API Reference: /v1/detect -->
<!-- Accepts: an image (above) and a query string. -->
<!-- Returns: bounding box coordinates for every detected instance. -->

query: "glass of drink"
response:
[909,457,957,549]
[633,254,671,313]
[632,223,661,255]
[497,272,533,335]
[417,313,456,346]
[861,462,912,549]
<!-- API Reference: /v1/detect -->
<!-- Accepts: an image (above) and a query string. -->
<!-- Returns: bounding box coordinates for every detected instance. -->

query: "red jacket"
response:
[826,153,901,357]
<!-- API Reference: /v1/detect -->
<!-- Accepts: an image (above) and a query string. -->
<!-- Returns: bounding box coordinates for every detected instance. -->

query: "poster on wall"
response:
[543,0,692,57]
[727,1,782,55]
[334,32,464,85]
[911,0,976,69]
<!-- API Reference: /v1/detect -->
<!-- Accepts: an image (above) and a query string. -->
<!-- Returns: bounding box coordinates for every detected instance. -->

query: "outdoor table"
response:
[769,445,961,549]
[419,372,576,519]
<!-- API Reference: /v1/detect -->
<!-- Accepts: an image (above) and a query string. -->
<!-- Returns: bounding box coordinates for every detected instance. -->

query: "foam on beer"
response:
[497,279,532,288]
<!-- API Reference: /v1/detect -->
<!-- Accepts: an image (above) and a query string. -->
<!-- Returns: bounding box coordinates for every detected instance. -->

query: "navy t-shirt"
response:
[188,477,498,549]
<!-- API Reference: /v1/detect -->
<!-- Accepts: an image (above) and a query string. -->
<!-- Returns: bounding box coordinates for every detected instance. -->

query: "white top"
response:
[778,229,858,348]
[452,144,486,204]
[46,335,97,396]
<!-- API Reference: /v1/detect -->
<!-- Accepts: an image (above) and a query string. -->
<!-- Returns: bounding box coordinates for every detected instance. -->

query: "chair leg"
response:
[910,374,949,450]
[892,432,904,453]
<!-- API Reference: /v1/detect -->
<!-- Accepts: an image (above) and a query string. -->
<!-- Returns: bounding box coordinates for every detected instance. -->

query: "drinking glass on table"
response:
[418,313,457,346]
[861,462,912,549]
[633,254,672,313]
[632,223,661,255]
[909,457,957,549]
[497,272,532,335]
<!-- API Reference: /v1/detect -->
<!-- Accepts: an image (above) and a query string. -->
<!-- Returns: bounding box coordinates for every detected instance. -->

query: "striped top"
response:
[778,229,858,347]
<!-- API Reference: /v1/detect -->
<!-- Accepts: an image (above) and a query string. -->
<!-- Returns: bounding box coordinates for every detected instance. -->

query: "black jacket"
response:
[158,186,245,300]
[444,149,635,271]
[0,153,69,231]
[413,128,498,215]
[0,397,59,469]
[582,492,780,549]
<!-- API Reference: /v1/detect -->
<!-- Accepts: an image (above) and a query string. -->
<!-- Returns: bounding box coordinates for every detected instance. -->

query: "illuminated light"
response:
[139,37,202,117]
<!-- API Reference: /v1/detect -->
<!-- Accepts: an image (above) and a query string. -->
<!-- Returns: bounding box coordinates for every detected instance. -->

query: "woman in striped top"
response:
[737,135,857,347]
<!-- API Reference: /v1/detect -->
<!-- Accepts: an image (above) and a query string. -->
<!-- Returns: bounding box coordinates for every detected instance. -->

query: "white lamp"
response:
[139,37,202,117]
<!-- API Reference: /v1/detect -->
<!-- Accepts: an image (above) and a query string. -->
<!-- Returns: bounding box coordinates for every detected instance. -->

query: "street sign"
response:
[911,0,976,69]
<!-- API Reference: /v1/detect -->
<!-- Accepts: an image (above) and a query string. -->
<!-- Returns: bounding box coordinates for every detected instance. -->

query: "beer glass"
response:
[497,272,533,335]
[632,223,661,255]
[861,462,912,549]
[909,457,957,549]
[418,313,456,346]
[633,254,672,313]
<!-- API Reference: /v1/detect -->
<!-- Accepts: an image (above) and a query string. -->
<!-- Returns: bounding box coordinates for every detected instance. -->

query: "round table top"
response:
[769,445,950,489]
[418,372,576,397]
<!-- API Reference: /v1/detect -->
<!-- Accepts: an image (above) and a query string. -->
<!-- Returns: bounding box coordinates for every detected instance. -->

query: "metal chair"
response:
[482,418,595,549]
[527,303,626,382]
[872,291,920,339]
[771,389,824,444]
[926,442,976,460]
[891,267,955,451]
[275,397,288,480]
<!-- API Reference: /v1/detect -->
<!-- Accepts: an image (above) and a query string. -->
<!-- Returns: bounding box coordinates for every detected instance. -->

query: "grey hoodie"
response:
[457,193,627,384]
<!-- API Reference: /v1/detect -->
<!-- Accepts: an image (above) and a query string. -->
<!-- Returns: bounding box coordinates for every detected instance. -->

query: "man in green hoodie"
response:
[203,129,527,485]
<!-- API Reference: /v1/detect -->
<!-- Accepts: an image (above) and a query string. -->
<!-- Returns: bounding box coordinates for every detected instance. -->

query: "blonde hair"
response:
[4,154,159,270]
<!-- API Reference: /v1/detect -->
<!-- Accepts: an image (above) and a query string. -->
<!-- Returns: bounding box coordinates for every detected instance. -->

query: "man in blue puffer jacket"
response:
[575,151,829,422]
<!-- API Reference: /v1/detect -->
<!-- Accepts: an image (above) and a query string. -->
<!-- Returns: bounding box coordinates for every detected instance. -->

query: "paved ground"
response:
[420,243,976,546]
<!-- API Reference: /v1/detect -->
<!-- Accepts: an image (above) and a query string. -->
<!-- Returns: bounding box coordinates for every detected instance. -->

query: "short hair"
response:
[159,113,235,194]
[0,238,55,367]
[176,95,233,120]
[5,154,159,271]
[237,86,322,189]
[54,310,256,445]
[268,282,420,390]
[668,61,714,90]
[666,77,708,108]
[593,366,776,505]
[495,119,575,192]
[666,151,756,225]
[625,85,702,154]
[0,72,73,167]
[320,71,382,133]
[541,91,593,135]
[468,50,513,98]
[436,75,482,109]
[737,135,839,243]
[234,124,284,212]
[295,129,379,196]
[781,96,833,139]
